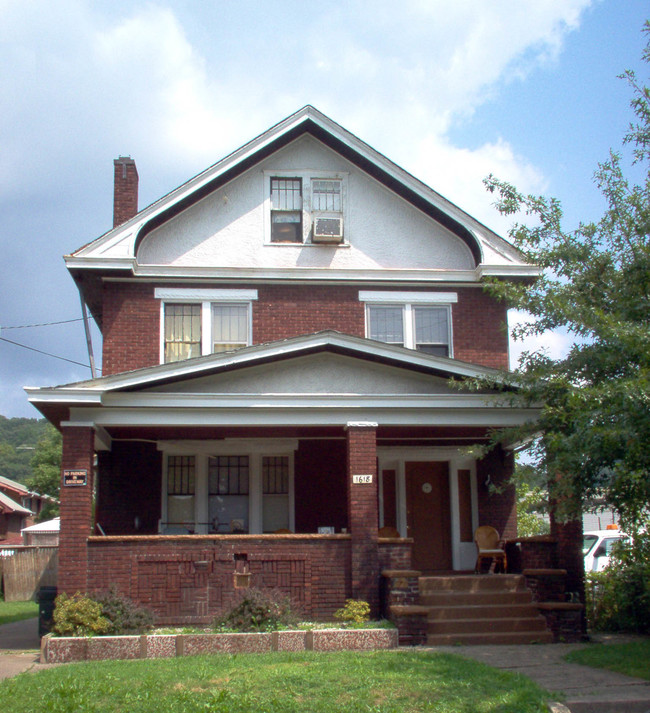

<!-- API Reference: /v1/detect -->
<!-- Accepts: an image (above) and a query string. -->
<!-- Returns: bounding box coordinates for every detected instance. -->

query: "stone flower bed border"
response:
[41,628,399,664]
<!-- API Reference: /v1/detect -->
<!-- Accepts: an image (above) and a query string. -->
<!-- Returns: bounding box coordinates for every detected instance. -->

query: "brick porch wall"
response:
[87,535,352,623]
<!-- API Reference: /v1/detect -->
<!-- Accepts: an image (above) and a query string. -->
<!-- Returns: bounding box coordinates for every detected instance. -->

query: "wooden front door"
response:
[406,461,451,572]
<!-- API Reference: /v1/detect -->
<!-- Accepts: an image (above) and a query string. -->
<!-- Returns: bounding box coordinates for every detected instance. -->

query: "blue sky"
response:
[0,0,648,418]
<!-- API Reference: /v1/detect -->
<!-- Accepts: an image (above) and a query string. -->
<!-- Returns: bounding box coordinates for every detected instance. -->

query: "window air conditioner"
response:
[312,215,343,243]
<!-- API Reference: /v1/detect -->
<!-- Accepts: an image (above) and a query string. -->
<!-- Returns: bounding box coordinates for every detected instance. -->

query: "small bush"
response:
[94,586,154,635]
[212,588,299,632]
[52,593,111,637]
[586,530,650,633]
[334,599,370,624]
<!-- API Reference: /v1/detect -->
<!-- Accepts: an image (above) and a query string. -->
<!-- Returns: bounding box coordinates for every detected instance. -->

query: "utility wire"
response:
[1,318,84,330]
[0,336,91,369]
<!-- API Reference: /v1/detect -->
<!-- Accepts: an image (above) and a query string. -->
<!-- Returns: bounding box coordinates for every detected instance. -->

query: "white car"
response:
[583,529,624,572]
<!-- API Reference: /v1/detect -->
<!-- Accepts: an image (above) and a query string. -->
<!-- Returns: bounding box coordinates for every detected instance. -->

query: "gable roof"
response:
[66,106,537,290]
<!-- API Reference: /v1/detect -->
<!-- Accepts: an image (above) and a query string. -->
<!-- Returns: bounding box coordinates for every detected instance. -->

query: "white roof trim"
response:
[25,332,509,404]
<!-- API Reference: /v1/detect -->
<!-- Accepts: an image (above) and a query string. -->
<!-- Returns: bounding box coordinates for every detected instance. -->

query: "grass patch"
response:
[0,600,38,627]
[565,640,650,680]
[0,650,550,712]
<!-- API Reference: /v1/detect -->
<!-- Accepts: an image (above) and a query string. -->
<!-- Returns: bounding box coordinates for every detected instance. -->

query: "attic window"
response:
[271,177,302,242]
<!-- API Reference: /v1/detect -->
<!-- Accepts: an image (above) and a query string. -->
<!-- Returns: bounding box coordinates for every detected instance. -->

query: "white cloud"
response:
[508,310,576,370]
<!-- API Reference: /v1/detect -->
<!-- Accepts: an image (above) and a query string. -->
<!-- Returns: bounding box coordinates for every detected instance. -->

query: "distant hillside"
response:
[0,415,49,485]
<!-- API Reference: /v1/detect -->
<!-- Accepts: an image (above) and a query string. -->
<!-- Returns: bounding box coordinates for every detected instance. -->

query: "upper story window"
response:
[360,291,458,357]
[265,171,347,245]
[271,177,303,243]
[155,288,258,364]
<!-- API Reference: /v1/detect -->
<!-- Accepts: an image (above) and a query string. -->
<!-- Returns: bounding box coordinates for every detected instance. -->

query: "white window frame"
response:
[155,288,258,364]
[263,170,349,245]
[360,291,457,357]
[159,440,296,535]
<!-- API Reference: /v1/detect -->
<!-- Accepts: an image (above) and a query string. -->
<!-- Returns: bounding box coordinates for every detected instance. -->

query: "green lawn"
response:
[565,640,650,681]
[0,650,551,713]
[0,599,38,627]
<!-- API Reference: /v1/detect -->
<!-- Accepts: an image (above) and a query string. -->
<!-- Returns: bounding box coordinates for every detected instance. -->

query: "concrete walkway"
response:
[431,635,650,713]
[0,618,56,681]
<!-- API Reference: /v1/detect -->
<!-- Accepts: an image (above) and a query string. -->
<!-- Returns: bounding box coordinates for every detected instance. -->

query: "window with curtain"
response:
[164,304,201,362]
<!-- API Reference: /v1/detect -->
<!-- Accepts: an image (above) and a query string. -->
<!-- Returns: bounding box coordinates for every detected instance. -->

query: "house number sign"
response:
[63,470,87,487]
[352,474,373,484]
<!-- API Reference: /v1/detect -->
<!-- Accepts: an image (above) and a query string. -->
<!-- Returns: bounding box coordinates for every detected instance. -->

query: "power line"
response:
[1,318,84,330]
[0,336,91,369]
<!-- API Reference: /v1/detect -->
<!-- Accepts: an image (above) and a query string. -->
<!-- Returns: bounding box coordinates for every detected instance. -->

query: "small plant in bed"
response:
[211,587,300,632]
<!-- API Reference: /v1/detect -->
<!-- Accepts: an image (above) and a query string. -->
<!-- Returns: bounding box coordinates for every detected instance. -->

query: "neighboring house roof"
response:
[0,489,33,516]
[21,517,60,534]
[65,106,539,326]
[0,474,29,497]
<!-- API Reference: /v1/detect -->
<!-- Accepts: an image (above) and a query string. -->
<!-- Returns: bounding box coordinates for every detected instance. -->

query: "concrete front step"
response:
[419,574,526,594]
[426,630,553,646]
[420,590,534,607]
[426,603,541,621]
[418,573,554,645]
[427,615,548,635]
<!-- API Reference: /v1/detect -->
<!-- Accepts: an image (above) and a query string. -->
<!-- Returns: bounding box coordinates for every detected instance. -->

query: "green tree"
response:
[479,24,650,534]
[28,424,62,521]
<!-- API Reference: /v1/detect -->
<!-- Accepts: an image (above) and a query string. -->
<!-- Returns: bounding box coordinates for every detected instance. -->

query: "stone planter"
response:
[41,628,398,664]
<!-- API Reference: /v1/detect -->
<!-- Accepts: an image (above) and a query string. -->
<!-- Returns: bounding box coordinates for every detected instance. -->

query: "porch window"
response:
[262,456,290,532]
[208,456,249,533]
[166,456,196,531]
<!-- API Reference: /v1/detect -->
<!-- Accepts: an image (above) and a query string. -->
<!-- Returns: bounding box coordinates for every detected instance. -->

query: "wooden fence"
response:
[0,546,58,601]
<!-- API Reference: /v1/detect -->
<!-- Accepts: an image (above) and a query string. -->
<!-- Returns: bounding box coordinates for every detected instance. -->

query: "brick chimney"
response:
[113,156,139,227]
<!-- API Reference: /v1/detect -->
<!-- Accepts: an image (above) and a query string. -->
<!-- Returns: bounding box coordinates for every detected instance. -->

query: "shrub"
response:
[586,530,650,633]
[212,588,299,632]
[94,586,154,634]
[52,593,111,637]
[334,599,370,624]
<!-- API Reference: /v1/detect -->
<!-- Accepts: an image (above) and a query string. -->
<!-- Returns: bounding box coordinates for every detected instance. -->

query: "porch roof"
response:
[26,332,537,443]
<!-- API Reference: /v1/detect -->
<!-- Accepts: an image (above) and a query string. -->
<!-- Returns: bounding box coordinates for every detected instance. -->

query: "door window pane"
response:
[208,456,249,533]
[166,456,195,531]
[262,456,289,532]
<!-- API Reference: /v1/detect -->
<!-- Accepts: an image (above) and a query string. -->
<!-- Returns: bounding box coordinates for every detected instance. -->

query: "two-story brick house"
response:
[27,106,548,626]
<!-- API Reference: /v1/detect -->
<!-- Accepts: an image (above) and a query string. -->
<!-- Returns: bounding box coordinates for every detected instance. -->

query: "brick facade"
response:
[101,284,510,376]
[346,424,379,613]
[59,427,95,595]
[476,445,517,539]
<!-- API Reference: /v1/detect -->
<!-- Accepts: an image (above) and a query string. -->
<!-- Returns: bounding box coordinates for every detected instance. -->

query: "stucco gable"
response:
[142,351,457,396]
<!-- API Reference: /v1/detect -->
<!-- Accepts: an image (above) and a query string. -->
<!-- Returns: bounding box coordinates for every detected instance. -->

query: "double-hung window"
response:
[155,288,257,364]
[265,171,347,244]
[361,291,457,357]
[271,177,302,242]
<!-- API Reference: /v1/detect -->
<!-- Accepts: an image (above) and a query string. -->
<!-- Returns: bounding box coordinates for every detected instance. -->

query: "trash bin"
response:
[38,586,57,638]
